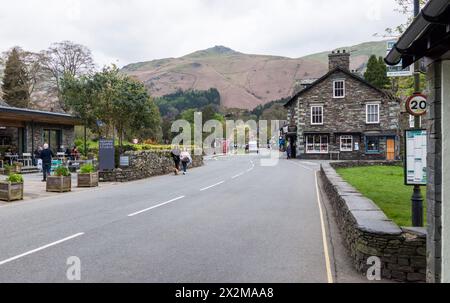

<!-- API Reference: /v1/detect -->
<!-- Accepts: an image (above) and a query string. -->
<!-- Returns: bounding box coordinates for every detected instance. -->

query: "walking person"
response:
[180,149,192,175]
[40,143,54,182]
[171,146,181,175]
[286,143,292,159]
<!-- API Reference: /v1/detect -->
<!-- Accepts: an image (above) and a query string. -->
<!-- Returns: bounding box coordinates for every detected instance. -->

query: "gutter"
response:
[385,0,450,66]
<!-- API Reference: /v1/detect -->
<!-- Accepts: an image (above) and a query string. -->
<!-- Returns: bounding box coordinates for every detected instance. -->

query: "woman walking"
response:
[180,149,192,175]
[171,146,181,175]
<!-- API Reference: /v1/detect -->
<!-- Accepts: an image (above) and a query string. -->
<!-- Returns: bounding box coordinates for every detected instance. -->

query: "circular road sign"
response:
[406,93,428,116]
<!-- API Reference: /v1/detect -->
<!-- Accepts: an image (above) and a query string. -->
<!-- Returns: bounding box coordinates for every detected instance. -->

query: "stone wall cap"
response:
[343,195,380,211]
[401,227,427,237]
[352,210,402,235]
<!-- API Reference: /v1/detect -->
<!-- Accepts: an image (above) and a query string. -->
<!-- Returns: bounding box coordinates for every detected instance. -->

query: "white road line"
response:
[0,233,85,266]
[315,171,334,284]
[291,161,316,172]
[232,173,244,179]
[128,196,185,217]
[200,181,225,192]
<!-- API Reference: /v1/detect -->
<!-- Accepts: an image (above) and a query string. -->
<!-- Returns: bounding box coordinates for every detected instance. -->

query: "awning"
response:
[385,0,450,68]
[0,106,82,126]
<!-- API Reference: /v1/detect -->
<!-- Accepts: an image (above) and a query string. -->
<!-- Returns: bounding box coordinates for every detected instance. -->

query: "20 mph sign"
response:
[406,93,428,116]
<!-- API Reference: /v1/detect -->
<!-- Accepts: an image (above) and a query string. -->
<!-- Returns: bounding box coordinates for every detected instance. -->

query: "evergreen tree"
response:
[364,55,390,89]
[1,48,30,108]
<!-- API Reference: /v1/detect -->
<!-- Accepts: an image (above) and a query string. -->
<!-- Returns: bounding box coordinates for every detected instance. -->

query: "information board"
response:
[99,139,115,171]
[387,40,413,77]
[405,130,427,185]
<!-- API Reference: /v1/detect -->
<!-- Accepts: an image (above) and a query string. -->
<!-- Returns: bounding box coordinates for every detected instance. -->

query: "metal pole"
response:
[411,0,424,227]
[84,124,87,156]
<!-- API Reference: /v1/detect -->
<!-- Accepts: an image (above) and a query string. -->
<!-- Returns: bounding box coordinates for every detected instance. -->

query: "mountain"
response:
[122,41,388,110]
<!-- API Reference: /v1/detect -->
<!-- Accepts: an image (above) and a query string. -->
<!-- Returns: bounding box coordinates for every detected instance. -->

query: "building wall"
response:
[441,60,450,283]
[288,70,400,160]
[426,60,443,283]
[24,123,75,153]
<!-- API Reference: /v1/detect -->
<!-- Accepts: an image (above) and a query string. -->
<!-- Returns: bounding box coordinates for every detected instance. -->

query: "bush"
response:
[6,174,24,183]
[54,166,71,177]
[80,163,95,174]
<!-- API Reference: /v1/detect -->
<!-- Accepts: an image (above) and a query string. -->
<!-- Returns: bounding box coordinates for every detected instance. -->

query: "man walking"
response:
[40,143,54,182]
[171,146,181,175]
[180,149,192,175]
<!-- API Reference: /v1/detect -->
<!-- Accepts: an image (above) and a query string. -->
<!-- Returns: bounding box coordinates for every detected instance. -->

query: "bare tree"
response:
[40,41,95,110]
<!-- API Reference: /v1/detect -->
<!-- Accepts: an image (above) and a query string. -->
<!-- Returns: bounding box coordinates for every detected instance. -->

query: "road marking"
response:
[291,161,316,172]
[0,233,85,266]
[128,196,185,217]
[200,181,225,192]
[315,171,334,284]
[232,173,244,179]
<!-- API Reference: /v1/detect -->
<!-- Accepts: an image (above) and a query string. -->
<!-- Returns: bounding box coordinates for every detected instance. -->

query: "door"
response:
[386,138,395,161]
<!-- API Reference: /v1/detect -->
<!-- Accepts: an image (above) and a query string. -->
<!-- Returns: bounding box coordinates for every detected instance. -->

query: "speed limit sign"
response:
[406,93,428,116]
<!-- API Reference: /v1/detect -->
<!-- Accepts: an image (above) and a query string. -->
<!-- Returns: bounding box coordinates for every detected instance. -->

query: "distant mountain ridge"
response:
[122,40,388,109]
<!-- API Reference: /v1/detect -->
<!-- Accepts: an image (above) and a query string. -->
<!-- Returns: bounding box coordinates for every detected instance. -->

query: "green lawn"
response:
[336,166,426,227]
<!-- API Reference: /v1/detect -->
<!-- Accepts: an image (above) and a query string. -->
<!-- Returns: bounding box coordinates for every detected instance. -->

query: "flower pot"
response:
[46,175,72,193]
[77,172,99,188]
[3,165,21,175]
[0,181,24,202]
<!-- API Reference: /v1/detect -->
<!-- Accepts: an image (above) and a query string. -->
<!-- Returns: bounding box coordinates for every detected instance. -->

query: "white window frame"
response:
[311,106,324,125]
[366,104,380,124]
[333,80,346,98]
[340,135,353,152]
[305,135,329,154]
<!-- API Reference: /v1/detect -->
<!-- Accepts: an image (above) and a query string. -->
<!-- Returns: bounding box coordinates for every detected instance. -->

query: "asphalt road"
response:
[0,154,332,283]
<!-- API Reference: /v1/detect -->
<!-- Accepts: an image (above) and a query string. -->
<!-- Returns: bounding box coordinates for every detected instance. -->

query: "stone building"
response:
[284,50,401,160]
[385,0,450,283]
[0,100,80,161]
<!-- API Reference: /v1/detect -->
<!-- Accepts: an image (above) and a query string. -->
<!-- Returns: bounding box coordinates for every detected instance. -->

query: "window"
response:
[340,135,353,152]
[366,136,380,153]
[306,135,329,154]
[311,106,323,125]
[333,80,345,98]
[366,104,380,124]
[409,115,422,128]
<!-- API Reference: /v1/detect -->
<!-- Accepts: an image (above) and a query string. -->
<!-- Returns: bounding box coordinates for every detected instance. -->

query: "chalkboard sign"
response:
[99,139,115,171]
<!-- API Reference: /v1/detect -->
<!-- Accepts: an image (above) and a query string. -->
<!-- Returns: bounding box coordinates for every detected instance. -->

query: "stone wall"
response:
[99,150,204,182]
[320,162,426,282]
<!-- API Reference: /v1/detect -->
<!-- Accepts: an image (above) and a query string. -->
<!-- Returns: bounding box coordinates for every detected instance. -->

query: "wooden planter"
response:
[3,165,22,175]
[46,175,72,193]
[77,172,99,188]
[0,182,24,202]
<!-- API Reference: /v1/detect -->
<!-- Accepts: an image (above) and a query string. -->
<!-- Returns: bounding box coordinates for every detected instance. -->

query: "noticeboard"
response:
[120,155,130,167]
[405,130,427,185]
[99,139,115,171]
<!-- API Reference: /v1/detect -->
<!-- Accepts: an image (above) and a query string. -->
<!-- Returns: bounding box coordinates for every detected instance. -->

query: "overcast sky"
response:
[0,0,407,67]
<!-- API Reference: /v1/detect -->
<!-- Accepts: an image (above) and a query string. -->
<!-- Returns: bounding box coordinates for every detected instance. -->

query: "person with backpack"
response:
[180,149,192,175]
[40,143,54,182]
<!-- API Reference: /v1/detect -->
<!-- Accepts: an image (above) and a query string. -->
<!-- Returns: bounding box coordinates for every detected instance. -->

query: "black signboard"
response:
[99,139,115,171]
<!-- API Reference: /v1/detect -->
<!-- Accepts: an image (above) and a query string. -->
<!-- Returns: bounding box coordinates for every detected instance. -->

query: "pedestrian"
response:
[286,143,292,159]
[33,146,42,166]
[40,143,54,182]
[180,149,192,175]
[171,146,181,175]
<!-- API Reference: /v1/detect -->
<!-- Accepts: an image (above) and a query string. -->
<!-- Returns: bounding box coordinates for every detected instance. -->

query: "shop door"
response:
[386,138,395,161]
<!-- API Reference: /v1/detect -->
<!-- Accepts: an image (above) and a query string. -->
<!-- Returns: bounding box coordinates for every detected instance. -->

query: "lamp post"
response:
[411,0,424,227]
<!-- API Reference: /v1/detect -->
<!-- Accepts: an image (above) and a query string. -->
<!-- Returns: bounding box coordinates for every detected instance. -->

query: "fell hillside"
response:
[122,41,388,110]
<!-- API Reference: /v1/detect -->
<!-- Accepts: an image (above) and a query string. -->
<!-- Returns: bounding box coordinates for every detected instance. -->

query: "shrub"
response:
[54,166,71,177]
[80,163,95,174]
[6,173,24,183]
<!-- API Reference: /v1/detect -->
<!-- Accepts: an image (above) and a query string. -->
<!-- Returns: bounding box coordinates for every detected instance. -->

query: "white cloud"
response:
[0,0,407,67]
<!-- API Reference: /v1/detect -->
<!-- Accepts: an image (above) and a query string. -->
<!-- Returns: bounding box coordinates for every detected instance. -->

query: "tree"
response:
[41,41,95,111]
[364,55,389,89]
[62,65,162,147]
[1,47,30,108]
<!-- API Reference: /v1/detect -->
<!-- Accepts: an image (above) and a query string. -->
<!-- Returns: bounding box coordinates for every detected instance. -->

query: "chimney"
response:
[328,49,350,71]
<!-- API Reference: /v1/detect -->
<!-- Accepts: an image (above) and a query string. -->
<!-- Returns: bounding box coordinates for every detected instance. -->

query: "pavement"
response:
[0,153,375,283]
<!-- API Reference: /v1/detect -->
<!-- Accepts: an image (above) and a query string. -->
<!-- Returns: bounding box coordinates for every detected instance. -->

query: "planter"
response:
[46,175,72,193]
[2,165,22,175]
[0,181,24,202]
[77,172,99,188]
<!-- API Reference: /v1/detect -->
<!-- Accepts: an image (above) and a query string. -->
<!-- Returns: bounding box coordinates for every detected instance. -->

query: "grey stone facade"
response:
[285,52,401,160]
[426,61,442,283]
[321,162,427,282]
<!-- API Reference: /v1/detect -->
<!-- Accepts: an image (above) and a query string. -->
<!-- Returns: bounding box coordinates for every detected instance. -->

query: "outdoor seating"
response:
[18,153,33,167]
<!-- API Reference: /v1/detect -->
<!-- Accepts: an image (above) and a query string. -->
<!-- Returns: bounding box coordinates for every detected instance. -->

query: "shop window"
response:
[340,135,353,152]
[366,136,380,153]
[306,135,329,154]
